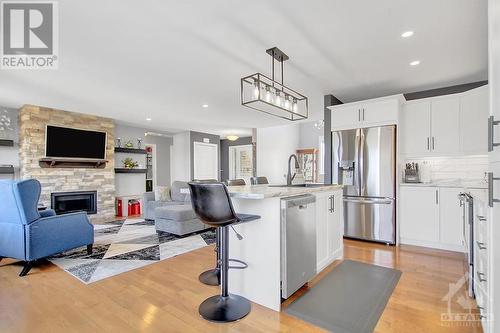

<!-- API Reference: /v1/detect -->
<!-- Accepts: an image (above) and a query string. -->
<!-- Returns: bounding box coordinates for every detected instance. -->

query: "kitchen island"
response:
[226,184,344,311]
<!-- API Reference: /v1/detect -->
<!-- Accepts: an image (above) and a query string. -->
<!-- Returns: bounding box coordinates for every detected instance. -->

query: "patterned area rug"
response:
[48,218,215,284]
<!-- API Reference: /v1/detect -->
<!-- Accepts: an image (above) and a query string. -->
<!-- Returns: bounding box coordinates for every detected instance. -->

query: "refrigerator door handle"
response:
[343,197,393,205]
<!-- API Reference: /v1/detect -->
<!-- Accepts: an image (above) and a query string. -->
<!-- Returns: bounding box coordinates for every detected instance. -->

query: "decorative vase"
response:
[116,138,121,148]
[137,138,142,149]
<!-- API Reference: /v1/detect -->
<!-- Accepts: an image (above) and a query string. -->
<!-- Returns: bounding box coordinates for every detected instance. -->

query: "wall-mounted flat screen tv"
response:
[45,125,107,159]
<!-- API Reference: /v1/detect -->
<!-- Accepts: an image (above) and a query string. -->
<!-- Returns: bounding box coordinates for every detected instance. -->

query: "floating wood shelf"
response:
[0,139,14,147]
[39,157,107,169]
[114,147,147,154]
[114,168,147,174]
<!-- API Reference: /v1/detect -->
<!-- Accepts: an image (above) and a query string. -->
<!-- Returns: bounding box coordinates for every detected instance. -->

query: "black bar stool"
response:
[188,182,259,322]
[199,228,221,286]
[227,179,246,186]
[191,179,221,286]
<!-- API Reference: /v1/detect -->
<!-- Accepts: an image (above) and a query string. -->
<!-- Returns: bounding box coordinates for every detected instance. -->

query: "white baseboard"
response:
[400,238,465,253]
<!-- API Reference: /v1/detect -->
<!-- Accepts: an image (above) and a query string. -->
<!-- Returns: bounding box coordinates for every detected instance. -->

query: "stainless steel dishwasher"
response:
[281,194,317,299]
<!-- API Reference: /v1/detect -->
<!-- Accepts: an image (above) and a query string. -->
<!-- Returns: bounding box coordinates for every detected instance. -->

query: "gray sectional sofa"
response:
[142,181,208,236]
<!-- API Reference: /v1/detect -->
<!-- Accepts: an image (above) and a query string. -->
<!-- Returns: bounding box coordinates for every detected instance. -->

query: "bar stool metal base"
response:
[198,268,220,286]
[198,294,251,322]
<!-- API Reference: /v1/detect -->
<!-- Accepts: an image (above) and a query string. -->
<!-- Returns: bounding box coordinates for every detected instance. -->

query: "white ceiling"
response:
[0,0,487,137]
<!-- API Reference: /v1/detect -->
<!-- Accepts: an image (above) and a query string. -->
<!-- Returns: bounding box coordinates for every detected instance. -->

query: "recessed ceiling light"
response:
[146,118,152,121]
[409,60,420,66]
[202,104,209,108]
[401,31,414,38]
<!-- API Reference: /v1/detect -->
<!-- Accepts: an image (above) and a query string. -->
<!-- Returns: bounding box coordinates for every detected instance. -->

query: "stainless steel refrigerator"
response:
[332,125,396,244]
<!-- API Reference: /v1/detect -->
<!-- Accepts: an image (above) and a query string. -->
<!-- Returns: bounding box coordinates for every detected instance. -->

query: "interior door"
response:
[401,101,431,155]
[229,144,253,184]
[431,97,460,155]
[193,142,218,180]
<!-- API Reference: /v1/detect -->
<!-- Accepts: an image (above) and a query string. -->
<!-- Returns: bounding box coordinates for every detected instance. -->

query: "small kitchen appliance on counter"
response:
[404,163,420,183]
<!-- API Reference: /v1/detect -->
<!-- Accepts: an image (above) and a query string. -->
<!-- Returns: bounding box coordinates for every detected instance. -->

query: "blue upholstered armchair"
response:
[0,179,94,276]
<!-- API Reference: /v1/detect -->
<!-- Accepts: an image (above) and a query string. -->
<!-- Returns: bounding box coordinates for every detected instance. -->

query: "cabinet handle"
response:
[432,137,435,150]
[332,195,335,212]
[435,189,438,205]
[479,314,487,320]
[488,172,500,207]
[488,116,500,152]
[329,195,334,213]
[358,109,361,122]
[362,108,365,121]
[477,215,486,222]
[476,241,487,250]
[477,271,487,283]
[427,137,430,151]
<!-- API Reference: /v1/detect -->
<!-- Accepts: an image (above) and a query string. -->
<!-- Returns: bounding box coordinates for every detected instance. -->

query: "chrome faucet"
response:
[287,154,300,186]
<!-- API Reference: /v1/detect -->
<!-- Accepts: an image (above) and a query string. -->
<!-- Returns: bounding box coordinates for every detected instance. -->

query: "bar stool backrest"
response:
[188,182,238,227]
[250,176,269,185]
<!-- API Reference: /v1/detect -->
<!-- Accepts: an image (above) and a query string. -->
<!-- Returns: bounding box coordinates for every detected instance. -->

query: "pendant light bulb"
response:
[284,95,290,109]
[292,99,298,112]
[265,86,272,102]
[275,91,281,106]
[253,80,259,99]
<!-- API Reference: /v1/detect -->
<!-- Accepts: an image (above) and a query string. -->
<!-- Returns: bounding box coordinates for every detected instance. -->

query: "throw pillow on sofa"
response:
[155,186,171,202]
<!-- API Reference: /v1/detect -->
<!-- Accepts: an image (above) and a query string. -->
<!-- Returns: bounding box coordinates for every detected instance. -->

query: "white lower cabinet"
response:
[400,186,465,252]
[315,190,343,273]
[400,187,439,244]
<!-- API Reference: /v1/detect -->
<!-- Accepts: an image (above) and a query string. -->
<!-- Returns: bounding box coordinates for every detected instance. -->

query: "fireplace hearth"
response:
[51,191,97,215]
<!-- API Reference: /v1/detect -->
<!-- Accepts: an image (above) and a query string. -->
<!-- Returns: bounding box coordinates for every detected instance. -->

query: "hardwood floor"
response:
[0,239,482,333]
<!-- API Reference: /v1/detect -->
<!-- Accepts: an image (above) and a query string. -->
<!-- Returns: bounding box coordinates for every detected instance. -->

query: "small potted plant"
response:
[122,157,139,169]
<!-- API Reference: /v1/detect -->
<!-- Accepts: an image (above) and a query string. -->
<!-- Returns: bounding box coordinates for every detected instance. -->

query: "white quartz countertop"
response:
[400,179,487,190]
[227,184,343,199]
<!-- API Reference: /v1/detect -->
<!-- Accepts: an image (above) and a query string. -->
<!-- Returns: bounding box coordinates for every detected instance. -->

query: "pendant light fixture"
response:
[240,47,308,121]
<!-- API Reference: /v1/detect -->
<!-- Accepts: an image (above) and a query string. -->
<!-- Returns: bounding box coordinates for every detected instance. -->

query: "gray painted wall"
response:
[115,124,173,185]
[189,131,221,180]
[323,95,343,184]
[404,80,487,100]
[220,136,252,182]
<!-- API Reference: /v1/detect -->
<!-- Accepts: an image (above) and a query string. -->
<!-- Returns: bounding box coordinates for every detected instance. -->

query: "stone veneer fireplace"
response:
[19,105,115,222]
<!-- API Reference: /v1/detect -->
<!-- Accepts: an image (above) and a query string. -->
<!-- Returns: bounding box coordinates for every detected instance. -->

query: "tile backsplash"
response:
[402,155,488,182]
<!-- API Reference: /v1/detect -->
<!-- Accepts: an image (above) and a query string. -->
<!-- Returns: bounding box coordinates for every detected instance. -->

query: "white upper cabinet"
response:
[330,104,362,129]
[431,96,460,155]
[401,101,431,155]
[362,99,399,125]
[329,96,401,130]
[460,85,489,154]
[400,85,489,157]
